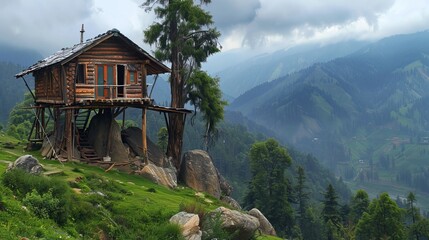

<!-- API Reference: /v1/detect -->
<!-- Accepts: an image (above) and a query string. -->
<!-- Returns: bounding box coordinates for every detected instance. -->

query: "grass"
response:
[0,132,282,239]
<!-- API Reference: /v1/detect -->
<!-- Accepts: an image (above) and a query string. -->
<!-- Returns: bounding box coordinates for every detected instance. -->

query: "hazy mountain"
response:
[0,62,29,124]
[0,44,42,67]
[217,40,368,98]
[230,30,429,193]
[0,45,42,124]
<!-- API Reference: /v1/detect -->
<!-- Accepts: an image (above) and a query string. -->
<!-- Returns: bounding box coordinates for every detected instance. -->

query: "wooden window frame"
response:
[76,64,87,84]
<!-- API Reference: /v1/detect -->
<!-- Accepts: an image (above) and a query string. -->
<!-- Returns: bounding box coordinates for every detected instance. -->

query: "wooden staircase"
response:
[74,110,101,162]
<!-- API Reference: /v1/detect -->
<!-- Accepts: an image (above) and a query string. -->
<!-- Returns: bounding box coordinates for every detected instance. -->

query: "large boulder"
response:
[139,163,177,188]
[170,212,201,240]
[87,112,128,162]
[179,150,221,199]
[121,127,172,168]
[248,208,277,236]
[205,207,259,240]
[7,155,43,175]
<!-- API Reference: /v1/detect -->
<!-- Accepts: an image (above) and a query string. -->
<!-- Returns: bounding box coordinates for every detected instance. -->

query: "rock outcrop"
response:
[220,196,242,210]
[248,208,277,236]
[218,172,233,196]
[139,163,177,188]
[121,127,172,168]
[170,212,201,240]
[206,207,259,240]
[7,155,43,175]
[179,150,221,199]
[87,112,128,162]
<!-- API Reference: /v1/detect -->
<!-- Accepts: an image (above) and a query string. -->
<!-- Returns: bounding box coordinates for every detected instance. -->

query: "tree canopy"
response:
[355,192,405,240]
[244,138,294,236]
[143,0,222,169]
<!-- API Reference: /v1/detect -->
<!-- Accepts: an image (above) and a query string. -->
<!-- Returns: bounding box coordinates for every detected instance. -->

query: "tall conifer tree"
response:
[143,0,221,169]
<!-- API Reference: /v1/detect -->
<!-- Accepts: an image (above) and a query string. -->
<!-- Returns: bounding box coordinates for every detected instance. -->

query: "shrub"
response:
[202,212,236,240]
[2,169,72,225]
[23,189,61,220]
[179,201,207,221]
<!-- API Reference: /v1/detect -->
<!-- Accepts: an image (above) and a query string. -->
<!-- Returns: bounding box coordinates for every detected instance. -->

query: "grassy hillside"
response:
[0,133,279,239]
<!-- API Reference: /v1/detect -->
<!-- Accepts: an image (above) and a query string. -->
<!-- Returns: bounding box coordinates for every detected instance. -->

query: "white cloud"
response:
[0,0,428,58]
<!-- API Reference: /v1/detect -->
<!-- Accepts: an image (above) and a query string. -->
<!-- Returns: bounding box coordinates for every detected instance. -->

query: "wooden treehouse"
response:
[15,28,190,163]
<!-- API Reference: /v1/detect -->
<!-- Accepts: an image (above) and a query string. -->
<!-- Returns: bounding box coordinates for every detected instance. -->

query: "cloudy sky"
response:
[1,0,428,66]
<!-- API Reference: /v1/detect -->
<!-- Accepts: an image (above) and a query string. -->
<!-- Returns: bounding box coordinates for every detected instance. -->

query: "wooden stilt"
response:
[142,108,148,164]
[66,109,73,161]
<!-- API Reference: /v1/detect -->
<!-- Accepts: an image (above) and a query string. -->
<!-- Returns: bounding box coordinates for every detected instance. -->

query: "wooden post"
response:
[35,108,40,140]
[122,108,126,130]
[142,108,148,164]
[141,63,147,98]
[66,109,73,161]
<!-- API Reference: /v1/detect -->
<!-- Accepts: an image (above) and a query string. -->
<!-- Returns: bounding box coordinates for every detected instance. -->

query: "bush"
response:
[2,169,72,225]
[179,201,207,220]
[23,189,62,221]
[202,212,236,240]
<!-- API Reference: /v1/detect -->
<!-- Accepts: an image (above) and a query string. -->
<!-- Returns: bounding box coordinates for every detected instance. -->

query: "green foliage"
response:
[355,192,405,240]
[2,169,72,225]
[244,138,294,236]
[143,0,220,66]
[322,184,342,239]
[7,92,34,140]
[300,206,326,240]
[349,189,370,224]
[22,189,63,223]
[179,200,207,220]
[202,212,236,240]
[143,0,222,165]
[116,119,138,129]
[295,166,309,219]
[187,70,227,148]
[157,126,168,152]
[0,62,29,124]
[408,218,429,239]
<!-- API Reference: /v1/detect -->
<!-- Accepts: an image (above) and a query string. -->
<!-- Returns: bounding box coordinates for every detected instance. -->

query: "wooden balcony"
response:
[75,84,144,102]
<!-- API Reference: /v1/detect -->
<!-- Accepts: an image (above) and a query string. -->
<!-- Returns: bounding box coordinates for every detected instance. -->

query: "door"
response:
[96,65,115,99]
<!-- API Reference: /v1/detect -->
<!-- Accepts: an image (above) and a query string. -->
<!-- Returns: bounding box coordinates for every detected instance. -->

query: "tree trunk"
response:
[166,5,186,170]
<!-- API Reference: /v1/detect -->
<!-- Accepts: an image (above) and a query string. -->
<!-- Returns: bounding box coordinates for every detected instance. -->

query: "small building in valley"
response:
[15,27,190,163]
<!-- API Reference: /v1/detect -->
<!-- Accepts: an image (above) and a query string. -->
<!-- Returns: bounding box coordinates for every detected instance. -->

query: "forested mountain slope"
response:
[217,41,367,98]
[0,62,29,124]
[230,30,429,196]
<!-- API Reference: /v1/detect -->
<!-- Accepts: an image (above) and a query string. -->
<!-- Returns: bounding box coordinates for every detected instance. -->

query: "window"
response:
[76,64,86,84]
[127,64,138,84]
[129,71,137,84]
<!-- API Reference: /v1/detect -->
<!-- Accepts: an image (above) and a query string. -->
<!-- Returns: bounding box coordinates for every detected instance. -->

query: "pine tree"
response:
[143,0,221,169]
[322,184,341,240]
[322,184,341,225]
[244,138,294,236]
[349,189,369,224]
[355,192,405,240]
[296,166,309,219]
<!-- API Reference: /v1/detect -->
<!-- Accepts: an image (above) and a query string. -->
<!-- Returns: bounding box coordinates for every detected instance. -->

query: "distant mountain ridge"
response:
[217,40,368,98]
[0,44,42,67]
[230,30,429,177]
[0,44,42,124]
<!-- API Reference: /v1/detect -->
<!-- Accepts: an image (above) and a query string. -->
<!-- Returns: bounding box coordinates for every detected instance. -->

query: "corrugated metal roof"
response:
[15,29,170,78]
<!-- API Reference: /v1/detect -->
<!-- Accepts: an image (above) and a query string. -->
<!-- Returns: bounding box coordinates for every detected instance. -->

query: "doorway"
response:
[117,65,125,97]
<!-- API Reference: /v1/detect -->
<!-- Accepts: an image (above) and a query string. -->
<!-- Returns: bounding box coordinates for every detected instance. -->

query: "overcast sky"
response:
[1,0,428,64]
